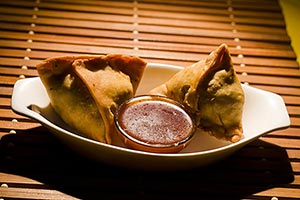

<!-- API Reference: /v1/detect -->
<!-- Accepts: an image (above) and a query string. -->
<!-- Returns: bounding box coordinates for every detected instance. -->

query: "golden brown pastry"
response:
[150,44,244,142]
[37,54,146,144]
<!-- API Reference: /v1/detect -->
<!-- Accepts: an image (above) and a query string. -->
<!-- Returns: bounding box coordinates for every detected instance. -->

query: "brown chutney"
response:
[114,95,195,153]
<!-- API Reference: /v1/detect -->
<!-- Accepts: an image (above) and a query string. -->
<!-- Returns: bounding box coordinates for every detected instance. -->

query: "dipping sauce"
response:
[114,95,195,153]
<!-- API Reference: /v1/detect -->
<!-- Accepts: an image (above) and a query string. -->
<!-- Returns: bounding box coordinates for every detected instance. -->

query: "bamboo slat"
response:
[0,0,299,199]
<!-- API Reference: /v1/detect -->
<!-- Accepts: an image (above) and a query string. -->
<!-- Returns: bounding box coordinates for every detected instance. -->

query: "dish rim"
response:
[11,62,291,158]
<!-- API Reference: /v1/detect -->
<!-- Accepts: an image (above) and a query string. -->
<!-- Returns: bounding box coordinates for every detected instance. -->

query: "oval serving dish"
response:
[11,63,290,170]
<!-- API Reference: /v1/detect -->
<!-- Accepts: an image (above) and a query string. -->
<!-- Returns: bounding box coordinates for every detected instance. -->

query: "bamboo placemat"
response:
[0,0,299,199]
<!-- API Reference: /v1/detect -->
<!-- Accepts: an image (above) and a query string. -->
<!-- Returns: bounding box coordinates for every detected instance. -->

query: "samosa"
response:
[37,54,146,144]
[150,44,244,142]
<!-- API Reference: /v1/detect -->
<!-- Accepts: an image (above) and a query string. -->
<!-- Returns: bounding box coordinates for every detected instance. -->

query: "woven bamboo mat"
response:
[0,0,299,199]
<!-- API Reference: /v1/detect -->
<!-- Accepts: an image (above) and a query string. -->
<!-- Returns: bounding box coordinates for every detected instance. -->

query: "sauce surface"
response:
[118,99,193,145]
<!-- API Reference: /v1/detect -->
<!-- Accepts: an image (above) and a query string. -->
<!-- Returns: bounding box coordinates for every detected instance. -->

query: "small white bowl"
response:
[114,95,195,153]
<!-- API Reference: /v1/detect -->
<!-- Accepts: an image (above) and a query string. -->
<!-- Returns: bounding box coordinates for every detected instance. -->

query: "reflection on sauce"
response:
[115,95,195,153]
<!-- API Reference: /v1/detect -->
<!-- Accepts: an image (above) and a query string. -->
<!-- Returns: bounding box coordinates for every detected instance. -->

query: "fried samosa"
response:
[37,54,147,144]
[150,44,244,142]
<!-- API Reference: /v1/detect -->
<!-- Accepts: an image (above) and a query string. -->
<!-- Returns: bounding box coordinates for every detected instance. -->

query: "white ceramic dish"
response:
[11,63,290,170]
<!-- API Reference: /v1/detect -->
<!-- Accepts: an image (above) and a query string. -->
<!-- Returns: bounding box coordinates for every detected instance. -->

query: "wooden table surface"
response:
[0,0,299,199]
